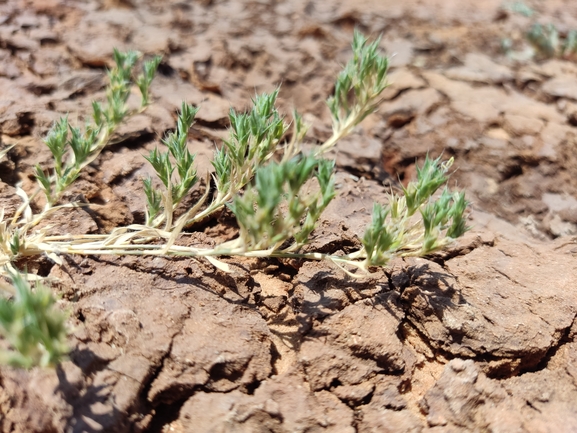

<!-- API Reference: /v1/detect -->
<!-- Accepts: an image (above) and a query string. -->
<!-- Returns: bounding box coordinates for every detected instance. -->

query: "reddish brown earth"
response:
[0,0,577,432]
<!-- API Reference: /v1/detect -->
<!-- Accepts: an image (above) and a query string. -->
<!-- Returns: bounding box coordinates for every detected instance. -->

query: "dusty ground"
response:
[0,0,577,432]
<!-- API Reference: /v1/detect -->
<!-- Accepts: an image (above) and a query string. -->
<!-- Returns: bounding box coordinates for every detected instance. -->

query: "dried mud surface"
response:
[0,0,577,432]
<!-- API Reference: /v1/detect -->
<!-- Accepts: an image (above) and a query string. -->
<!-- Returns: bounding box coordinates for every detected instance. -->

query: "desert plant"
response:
[0,31,469,367]
[24,31,468,272]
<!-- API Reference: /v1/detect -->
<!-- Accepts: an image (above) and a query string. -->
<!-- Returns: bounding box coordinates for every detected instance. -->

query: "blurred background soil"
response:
[0,0,576,432]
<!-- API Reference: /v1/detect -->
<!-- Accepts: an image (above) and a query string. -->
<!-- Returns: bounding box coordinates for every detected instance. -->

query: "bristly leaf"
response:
[136,55,162,107]
[447,191,469,239]
[212,146,232,192]
[44,117,69,176]
[68,126,93,167]
[92,101,103,127]
[316,159,336,206]
[145,148,174,188]
[143,177,162,225]
[34,165,53,199]
[403,156,453,216]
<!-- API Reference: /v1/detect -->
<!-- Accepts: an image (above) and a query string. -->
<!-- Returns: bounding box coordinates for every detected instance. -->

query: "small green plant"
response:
[0,31,469,368]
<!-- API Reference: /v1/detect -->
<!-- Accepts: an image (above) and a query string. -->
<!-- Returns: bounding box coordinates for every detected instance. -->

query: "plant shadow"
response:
[56,356,124,433]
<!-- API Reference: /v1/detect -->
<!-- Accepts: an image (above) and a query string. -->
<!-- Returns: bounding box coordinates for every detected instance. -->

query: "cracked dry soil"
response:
[0,0,577,432]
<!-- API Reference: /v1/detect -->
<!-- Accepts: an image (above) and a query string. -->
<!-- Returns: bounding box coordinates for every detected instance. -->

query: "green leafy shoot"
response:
[175,88,290,229]
[420,188,469,254]
[361,156,469,268]
[362,203,400,267]
[225,155,335,253]
[564,30,577,57]
[143,178,163,226]
[317,30,389,155]
[0,272,68,369]
[144,102,200,228]
[219,89,288,187]
[36,50,162,208]
[136,55,162,107]
[402,156,453,215]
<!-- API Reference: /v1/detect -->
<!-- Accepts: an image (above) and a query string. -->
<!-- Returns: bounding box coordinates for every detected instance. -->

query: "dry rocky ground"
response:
[0,0,576,432]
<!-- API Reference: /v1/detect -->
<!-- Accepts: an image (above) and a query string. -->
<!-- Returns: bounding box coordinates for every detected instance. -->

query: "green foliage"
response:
[37,51,162,207]
[0,272,68,369]
[143,177,163,225]
[0,34,471,369]
[527,23,560,57]
[319,30,389,154]
[228,156,335,252]
[136,55,162,107]
[362,156,469,267]
[527,23,577,59]
[144,102,200,226]
[402,156,452,215]
[362,203,401,267]
[212,145,233,193]
[221,89,288,184]
[420,188,469,253]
